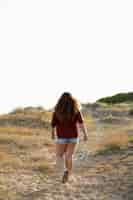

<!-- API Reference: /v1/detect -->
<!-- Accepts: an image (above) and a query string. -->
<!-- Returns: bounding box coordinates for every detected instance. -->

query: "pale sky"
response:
[0,0,133,114]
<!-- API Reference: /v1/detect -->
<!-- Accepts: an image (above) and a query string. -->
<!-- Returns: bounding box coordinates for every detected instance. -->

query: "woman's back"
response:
[51,110,83,138]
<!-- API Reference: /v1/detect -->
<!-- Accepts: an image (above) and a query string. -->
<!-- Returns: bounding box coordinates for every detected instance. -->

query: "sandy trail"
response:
[19,146,133,200]
[0,132,133,200]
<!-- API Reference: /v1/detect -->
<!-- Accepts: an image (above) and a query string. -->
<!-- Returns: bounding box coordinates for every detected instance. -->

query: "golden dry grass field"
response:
[0,105,133,200]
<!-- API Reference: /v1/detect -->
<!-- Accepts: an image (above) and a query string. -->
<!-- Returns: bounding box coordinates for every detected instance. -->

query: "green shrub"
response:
[98,92,133,104]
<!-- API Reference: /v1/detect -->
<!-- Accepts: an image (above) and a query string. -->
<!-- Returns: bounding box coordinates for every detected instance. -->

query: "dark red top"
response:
[51,111,83,138]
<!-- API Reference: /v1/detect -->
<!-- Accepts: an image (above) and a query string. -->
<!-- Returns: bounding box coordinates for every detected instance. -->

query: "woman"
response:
[51,92,88,183]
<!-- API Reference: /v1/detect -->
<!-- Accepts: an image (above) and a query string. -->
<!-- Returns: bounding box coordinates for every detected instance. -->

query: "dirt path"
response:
[0,132,133,200]
[9,148,132,200]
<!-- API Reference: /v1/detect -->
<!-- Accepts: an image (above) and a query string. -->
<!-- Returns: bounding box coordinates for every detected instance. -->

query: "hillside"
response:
[0,107,51,129]
[0,105,133,199]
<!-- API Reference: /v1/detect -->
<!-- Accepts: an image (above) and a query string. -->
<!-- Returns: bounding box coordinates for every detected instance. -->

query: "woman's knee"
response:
[56,152,64,158]
[65,153,73,161]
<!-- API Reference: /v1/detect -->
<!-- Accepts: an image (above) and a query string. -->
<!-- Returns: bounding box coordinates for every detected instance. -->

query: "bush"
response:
[98,92,133,104]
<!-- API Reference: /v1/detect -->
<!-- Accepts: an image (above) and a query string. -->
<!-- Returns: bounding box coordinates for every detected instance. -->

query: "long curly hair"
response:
[54,92,80,123]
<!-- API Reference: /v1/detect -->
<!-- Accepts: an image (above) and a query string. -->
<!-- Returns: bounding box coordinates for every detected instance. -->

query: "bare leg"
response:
[55,143,67,173]
[64,143,76,175]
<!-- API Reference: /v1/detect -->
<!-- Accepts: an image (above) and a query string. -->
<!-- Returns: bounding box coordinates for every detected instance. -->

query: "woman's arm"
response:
[76,111,88,141]
[78,123,88,141]
[51,127,56,140]
[51,112,57,140]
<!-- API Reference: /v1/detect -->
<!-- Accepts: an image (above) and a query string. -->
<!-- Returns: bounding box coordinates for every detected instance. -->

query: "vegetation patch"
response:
[96,144,122,155]
[128,135,133,143]
[97,92,133,104]
[99,115,130,124]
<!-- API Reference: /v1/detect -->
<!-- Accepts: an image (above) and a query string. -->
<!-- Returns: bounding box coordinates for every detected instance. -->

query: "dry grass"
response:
[0,107,132,200]
[0,105,132,200]
[0,111,52,120]
[0,124,53,174]
[0,126,39,136]
[0,135,52,155]
[0,151,23,171]
[0,151,10,160]
[99,102,130,111]
[128,135,133,143]
[95,131,129,152]
[32,161,52,173]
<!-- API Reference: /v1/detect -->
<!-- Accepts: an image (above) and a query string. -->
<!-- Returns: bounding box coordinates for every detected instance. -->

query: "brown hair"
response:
[54,92,80,123]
